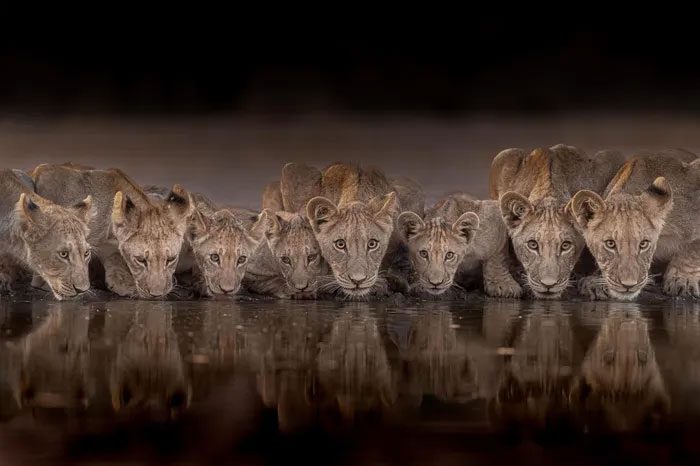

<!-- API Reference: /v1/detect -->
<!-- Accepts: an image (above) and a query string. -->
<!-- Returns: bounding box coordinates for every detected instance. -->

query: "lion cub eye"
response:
[419,250,429,259]
[445,251,455,261]
[527,240,539,251]
[639,240,650,250]
[367,239,379,250]
[281,256,292,265]
[58,250,70,260]
[560,241,572,252]
[604,239,616,250]
[210,253,220,264]
[307,254,317,263]
[237,256,247,265]
[334,239,346,250]
[84,250,91,259]
[166,256,177,265]
[135,257,147,266]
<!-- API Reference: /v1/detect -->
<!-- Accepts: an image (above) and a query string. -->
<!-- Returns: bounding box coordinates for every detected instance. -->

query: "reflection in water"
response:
[491,302,579,432]
[0,298,699,463]
[8,304,93,411]
[107,303,191,419]
[573,305,669,432]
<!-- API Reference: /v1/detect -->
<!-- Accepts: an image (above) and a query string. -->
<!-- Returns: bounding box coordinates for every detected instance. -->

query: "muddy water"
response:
[1,298,700,465]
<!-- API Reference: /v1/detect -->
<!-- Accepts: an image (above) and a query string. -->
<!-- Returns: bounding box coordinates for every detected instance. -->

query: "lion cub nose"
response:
[540,277,558,288]
[349,274,367,286]
[429,279,444,287]
[621,279,639,289]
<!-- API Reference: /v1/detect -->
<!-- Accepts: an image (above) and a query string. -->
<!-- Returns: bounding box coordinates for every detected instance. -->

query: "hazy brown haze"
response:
[1,114,698,208]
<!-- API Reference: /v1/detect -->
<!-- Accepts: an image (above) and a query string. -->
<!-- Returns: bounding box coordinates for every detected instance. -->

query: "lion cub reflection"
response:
[107,304,191,419]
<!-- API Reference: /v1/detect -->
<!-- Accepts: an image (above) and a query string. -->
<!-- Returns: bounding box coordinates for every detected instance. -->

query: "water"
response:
[1,297,700,465]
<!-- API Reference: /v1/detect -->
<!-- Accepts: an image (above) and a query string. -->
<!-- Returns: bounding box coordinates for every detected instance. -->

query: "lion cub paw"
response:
[663,269,700,298]
[578,275,609,300]
[484,277,523,298]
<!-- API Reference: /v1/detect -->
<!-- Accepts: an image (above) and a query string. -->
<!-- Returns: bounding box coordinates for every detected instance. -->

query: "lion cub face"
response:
[307,193,398,298]
[112,186,193,298]
[188,209,268,295]
[570,178,672,300]
[397,211,479,294]
[500,195,583,299]
[16,193,94,300]
[264,211,326,295]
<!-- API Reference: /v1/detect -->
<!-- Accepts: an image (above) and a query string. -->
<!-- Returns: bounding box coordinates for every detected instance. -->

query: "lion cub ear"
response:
[72,195,95,225]
[570,190,605,229]
[397,211,425,240]
[166,184,193,219]
[247,210,270,243]
[15,193,48,241]
[262,209,285,240]
[187,208,211,242]
[641,177,673,217]
[499,192,532,230]
[452,212,480,243]
[306,196,338,233]
[112,191,139,238]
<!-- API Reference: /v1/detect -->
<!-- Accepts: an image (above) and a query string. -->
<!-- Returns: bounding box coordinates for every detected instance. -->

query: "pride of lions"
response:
[0,144,697,302]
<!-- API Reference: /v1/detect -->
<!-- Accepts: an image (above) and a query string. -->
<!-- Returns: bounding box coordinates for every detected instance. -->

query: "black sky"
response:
[2,11,699,114]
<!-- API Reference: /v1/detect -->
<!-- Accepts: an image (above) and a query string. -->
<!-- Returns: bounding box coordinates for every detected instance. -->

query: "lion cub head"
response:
[111,186,193,298]
[570,178,672,300]
[264,211,326,295]
[15,193,94,300]
[306,193,398,298]
[188,208,268,296]
[397,211,479,294]
[500,194,583,299]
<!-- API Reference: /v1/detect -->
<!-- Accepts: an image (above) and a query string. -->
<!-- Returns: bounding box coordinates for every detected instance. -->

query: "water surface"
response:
[1,297,700,465]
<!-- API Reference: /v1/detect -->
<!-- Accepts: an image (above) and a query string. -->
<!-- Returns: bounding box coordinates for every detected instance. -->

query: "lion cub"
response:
[490,144,625,299]
[145,187,268,297]
[32,164,193,298]
[306,163,422,299]
[398,193,522,297]
[570,152,700,299]
[248,163,329,298]
[0,169,93,299]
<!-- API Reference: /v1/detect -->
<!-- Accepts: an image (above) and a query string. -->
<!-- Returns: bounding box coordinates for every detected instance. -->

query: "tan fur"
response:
[32,164,193,298]
[491,145,626,299]
[571,151,699,299]
[245,211,329,298]
[0,169,93,299]
[306,163,418,299]
[398,193,522,297]
[173,192,268,296]
[606,159,637,196]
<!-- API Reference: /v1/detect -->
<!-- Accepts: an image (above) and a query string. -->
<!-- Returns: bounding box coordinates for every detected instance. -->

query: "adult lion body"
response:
[570,152,700,299]
[490,144,626,299]
[32,164,193,298]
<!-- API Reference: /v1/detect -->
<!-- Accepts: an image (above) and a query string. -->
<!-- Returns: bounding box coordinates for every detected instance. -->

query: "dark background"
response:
[2,12,699,115]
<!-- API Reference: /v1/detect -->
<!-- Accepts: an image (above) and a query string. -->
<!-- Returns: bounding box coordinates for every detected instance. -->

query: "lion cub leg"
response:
[482,247,522,298]
[578,274,609,300]
[663,240,700,298]
[102,251,139,298]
